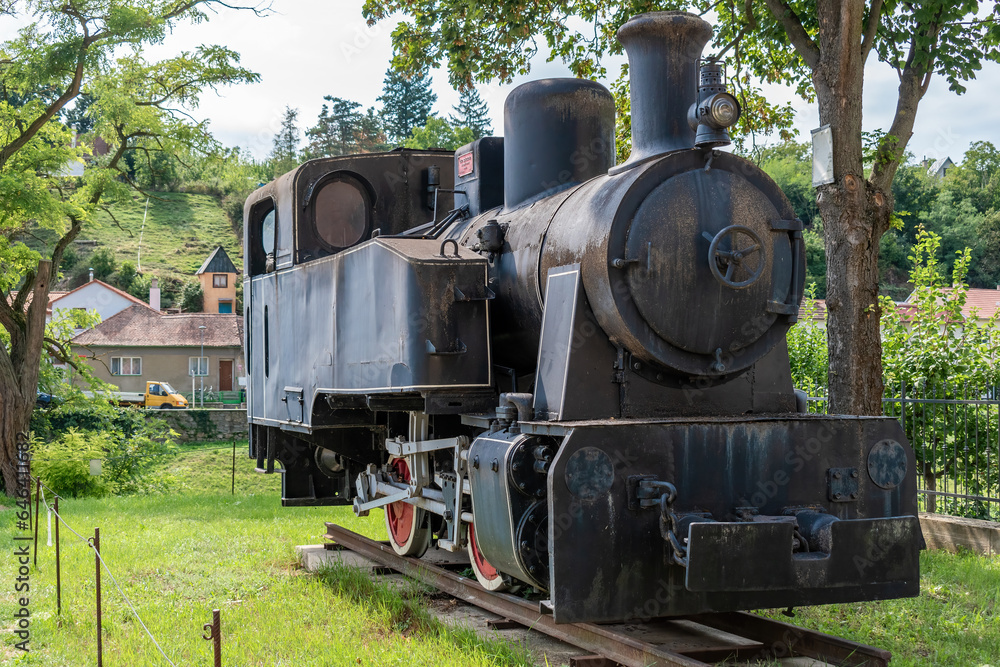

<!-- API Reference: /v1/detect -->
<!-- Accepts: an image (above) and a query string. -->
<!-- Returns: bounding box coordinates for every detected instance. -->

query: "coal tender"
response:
[242,11,922,623]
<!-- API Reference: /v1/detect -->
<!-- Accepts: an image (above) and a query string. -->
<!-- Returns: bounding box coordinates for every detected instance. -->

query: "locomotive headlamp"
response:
[705,92,741,129]
[688,62,741,148]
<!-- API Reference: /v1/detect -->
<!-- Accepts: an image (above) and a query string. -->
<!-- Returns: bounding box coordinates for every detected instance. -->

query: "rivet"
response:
[850,470,859,478]
[472,456,480,470]
[833,492,843,500]
[850,492,859,499]
[833,471,842,480]
[491,458,499,472]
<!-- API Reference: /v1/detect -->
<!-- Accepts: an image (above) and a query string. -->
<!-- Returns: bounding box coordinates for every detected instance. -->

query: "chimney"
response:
[89,267,94,282]
[150,277,161,311]
[614,12,713,170]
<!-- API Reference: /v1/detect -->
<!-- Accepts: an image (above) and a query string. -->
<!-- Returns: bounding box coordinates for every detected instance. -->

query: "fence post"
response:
[55,496,61,616]
[231,437,237,495]
[203,608,222,667]
[33,477,40,568]
[90,527,103,667]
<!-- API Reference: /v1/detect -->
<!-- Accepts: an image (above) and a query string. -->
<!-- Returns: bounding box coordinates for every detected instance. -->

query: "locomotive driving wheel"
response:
[384,458,431,557]
[467,523,509,591]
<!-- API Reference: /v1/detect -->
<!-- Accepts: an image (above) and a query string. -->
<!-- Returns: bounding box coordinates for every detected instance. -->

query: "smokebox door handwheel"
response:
[706,225,765,289]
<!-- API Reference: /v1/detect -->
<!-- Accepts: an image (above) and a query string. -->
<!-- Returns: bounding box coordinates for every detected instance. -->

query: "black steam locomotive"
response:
[243,11,921,623]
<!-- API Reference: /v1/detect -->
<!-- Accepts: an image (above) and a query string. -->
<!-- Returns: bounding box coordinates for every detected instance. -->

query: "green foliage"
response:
[30,429,110,498]
[448,87,492,140]
[31,407,179,498]
[403,116,475,150]
[89,247,117,280]
[379,66,436,144]
[757,141,819,226]
[180,280,204,312]
[305,96,388,159]
[785,284,827,398]
[880,228,1000,390]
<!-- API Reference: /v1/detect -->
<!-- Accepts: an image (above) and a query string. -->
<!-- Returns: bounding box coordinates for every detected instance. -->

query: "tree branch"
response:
[761,0,820,70]
[861,0,884,64]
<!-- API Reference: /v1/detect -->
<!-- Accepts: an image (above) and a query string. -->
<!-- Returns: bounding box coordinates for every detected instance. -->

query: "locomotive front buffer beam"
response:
[514,415,924,623]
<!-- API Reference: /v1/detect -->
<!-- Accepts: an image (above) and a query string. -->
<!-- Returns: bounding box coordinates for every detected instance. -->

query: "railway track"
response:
[322,523,892,667]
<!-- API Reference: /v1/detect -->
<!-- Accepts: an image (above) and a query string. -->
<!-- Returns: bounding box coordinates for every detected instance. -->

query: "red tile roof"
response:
[961,288,1000,320]
[71,305,243,347]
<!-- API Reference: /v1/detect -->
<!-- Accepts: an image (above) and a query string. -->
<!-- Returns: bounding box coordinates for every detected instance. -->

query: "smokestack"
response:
[89,267,94,282]
[614,12,713,170]
[150,277,160,311]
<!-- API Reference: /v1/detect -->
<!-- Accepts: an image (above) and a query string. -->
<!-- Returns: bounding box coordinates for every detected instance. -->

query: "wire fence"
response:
[25,475,223,665]
[808,380,1000,521]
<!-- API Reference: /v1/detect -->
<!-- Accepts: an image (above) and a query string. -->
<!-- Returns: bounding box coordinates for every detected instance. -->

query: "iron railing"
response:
[808,381,1000,521]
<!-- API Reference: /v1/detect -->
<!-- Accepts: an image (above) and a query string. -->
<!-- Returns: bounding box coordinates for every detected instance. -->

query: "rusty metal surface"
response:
[323,522,706,667]
[322,522,893,667]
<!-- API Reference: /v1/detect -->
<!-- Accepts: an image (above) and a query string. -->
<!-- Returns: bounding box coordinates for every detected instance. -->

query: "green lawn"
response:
[2,443,998,666]
[85,192,243,280]
[0,443,528,666]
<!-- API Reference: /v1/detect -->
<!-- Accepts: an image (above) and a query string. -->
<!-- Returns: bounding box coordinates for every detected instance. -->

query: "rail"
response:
[322,523,891,667]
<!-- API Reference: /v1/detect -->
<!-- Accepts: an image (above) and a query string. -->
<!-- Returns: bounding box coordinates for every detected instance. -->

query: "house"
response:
[196,246,239,314]
[957,287,1000,324]
[71,305,244,395]
[926,157,955,179]
[49,274,157,323]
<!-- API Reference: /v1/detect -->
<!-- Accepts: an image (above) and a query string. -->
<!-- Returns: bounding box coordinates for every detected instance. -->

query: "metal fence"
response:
[808,381,1000,521]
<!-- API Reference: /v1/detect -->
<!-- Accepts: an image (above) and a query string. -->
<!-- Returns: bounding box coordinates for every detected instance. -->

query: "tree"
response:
[305,96,363,158]
[378,66,436,143]
[448,87,491,140]
[305,97,389,157]
[0,0,261,494]
[269,106,301,177]
[403,116,474,150]
[180,281,204,313]
[362,0,1000,415]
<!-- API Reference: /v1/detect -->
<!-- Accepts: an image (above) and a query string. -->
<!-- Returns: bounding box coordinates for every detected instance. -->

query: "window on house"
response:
[218,301,233,314]
[111,357,141,376]
[213,274,228,288]
[189,357,209,377]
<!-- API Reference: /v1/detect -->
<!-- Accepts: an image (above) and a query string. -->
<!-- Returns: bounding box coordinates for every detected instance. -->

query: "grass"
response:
[86,192,243,280]
[757,549,1000,666]
[3,442,999,666]
[0,442,531,666]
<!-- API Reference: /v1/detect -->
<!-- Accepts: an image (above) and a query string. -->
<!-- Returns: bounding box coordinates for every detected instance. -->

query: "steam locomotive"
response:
[243,11,921,623]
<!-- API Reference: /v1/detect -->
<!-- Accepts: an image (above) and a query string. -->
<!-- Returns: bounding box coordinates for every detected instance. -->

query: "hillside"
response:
[78,191,244,283]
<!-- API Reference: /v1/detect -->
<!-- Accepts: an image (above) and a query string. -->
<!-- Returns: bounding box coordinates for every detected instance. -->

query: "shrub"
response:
[31,429,110,498]
[31,406,178,498]
[180,280,204,312]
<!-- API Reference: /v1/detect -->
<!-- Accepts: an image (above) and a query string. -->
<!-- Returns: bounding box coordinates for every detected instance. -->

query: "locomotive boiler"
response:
[243,11,922,623]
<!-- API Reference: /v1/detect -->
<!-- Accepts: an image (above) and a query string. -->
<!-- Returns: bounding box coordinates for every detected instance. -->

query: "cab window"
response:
[313,176,370,252]
[249,199,277,276]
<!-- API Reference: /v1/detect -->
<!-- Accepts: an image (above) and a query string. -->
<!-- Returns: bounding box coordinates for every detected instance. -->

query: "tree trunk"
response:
[0,379,33,495]
[819,182,890,415]
[812,1,888,416]
[0,261,51,495]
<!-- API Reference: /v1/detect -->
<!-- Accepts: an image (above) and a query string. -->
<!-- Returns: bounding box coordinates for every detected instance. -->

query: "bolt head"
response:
[833,471,842,480]
[850,470,859,478]
[833,492,843,500]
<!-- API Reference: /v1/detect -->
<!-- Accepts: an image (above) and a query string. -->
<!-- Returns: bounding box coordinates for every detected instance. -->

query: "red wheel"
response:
[467,523,508,591]
[385,458,431,557]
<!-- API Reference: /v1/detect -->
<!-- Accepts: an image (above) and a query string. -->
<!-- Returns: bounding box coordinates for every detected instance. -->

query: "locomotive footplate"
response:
[538,415,923,623]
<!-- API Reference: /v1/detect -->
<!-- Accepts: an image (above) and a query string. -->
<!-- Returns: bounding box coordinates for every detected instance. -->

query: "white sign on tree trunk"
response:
[812,125,835,187]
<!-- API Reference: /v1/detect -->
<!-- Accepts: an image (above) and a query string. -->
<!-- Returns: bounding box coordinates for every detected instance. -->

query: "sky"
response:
[19,1,1000,165]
